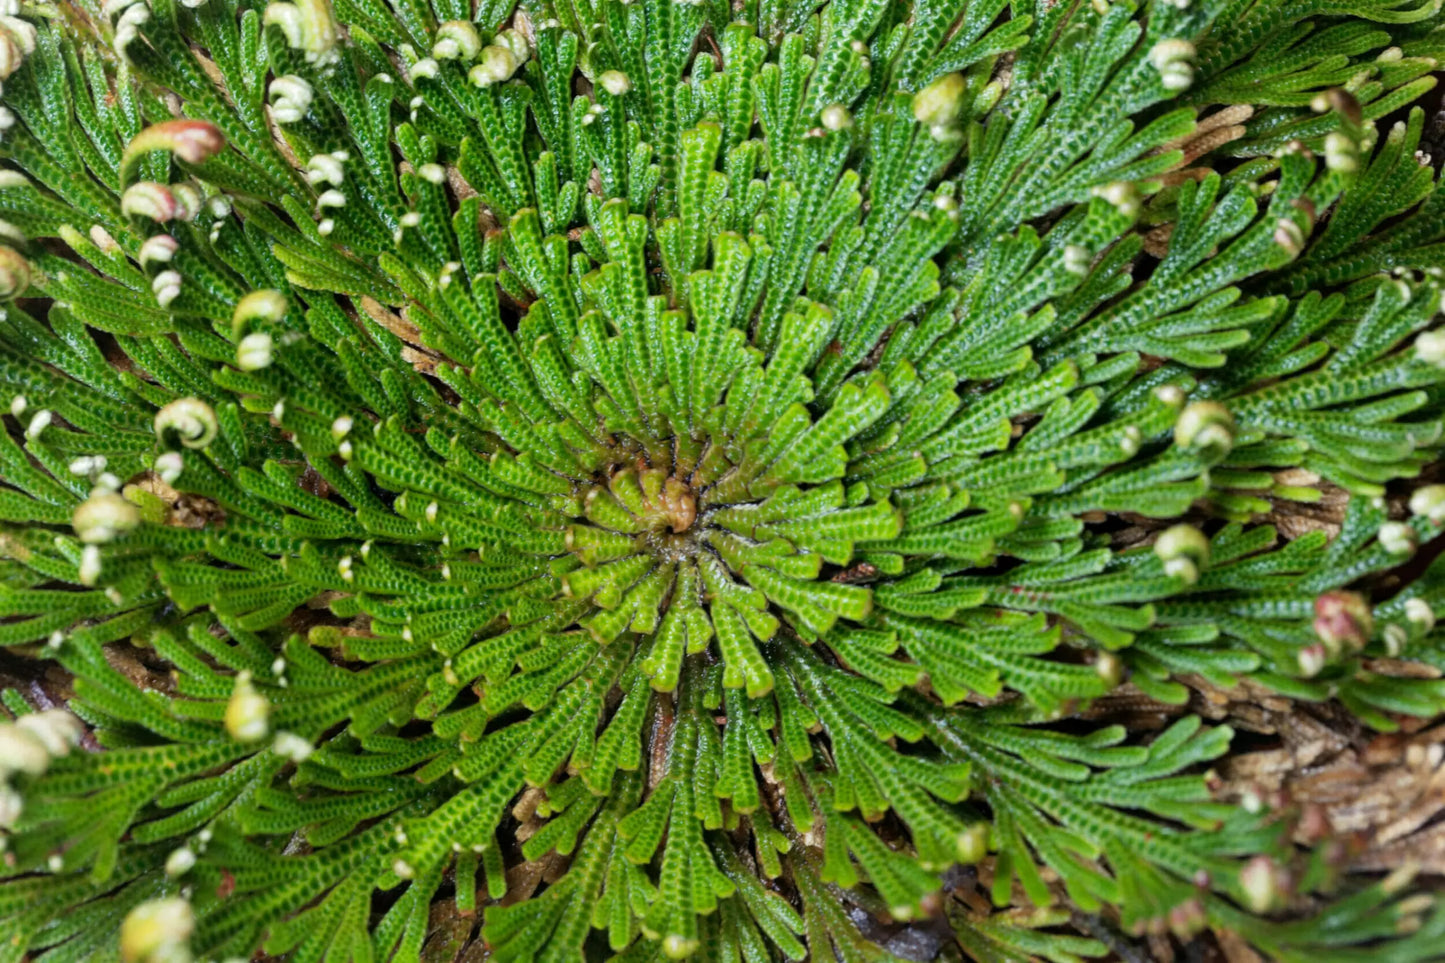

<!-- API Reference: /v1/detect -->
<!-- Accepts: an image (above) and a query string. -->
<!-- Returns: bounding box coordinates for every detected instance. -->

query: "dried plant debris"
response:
[1217,683,1445,874]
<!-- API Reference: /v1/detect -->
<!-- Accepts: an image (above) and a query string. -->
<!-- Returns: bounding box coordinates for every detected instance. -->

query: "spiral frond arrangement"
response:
[1,0,1445,959]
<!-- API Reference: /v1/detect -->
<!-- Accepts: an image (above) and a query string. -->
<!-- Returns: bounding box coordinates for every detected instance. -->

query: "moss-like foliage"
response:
[3,0,1445,959]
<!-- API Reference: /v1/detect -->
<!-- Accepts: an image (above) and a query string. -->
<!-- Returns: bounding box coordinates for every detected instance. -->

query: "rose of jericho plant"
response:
[3,0,1445,959]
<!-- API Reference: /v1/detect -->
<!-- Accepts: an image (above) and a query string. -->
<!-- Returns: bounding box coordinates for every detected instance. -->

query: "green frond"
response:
[1,0,1444,960]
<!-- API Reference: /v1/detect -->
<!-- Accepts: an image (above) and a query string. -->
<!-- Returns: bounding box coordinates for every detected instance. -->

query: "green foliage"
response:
[0,0,1444,959]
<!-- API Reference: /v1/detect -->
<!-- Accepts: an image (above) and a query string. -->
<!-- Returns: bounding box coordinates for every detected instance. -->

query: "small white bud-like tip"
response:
[273,730,313,762]
[73,492,141,544]
[1409,484,1445,523]
[469,45,518,86]
[1405,598,1436,631]
[1174,400,1234,452]
[233,289,288,330]
[155,397,218,449]
[224,673,270,743]
[236,332,274,372]
[1094,650,1125,686]
[820,103,852,131]
[268,74,315,124]
[120,898,194,963]
[1239,856,1283,914]
[598,69,632,97]
[1297,642,1327,678]
[912,72,965,129]
[24,409,50,439]
[152,270,182,307]
[1379,521,1416,556]
[16,710,83,757]
[263,0,339,65]
[165,846,197,877]
[1416,330,1445,367]
[0,784,22,828]
[78,544,103,585]
[1155,524,1210,566]
[432,20,480,61]
[0,722,51,777]
[662,935,699,960]
[0,244,29,298]
[1092,180,1140,218]
[1153,384,1186,407]
[155,451,184,484]
[139,234,179,266]
[1274,217,1306,257]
